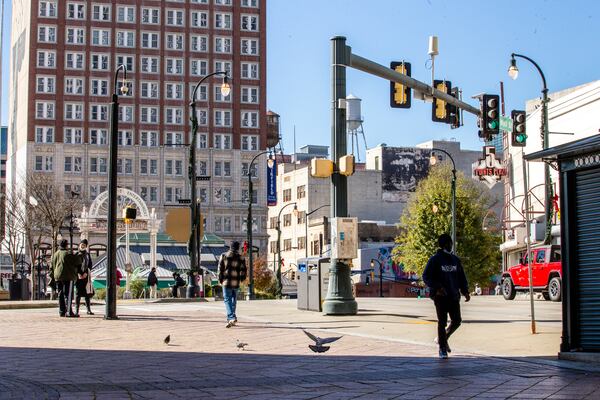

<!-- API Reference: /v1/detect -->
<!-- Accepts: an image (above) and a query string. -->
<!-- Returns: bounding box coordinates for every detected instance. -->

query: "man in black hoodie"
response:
[423,234,470,359]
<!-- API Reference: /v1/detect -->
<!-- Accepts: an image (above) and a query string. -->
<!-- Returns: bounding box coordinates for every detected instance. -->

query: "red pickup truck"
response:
[501,245,562,302]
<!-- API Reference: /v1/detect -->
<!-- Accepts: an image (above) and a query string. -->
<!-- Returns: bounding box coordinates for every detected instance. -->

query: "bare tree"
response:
[2,187,26,274]
[26,174,80,257]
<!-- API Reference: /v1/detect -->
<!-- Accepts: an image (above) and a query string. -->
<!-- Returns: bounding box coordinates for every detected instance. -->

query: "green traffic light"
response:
[488,120,498,129]
[516,134,527,143]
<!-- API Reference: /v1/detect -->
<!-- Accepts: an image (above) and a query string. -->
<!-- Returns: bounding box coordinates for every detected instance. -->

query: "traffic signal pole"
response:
[322,37,483,316]
[323,36,357,315]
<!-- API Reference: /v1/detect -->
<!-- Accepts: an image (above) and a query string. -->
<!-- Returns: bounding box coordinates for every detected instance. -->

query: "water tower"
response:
[346,94,367,161]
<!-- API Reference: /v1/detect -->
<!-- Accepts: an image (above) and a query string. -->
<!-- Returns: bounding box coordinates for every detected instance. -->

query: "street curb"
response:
[0,297,214,310]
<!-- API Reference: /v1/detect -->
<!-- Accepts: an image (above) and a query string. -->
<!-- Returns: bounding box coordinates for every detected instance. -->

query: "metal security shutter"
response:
[575,168,600,350]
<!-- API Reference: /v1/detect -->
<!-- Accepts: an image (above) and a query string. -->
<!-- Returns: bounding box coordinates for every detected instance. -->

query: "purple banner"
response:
[267,159,277,206]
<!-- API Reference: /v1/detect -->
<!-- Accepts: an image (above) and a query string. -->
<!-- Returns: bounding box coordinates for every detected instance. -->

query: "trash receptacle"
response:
[297,257,330,312]
[9,277,30,300]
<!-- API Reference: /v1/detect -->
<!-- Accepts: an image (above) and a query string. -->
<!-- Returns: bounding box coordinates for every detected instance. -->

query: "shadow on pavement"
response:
[0,346,596,399]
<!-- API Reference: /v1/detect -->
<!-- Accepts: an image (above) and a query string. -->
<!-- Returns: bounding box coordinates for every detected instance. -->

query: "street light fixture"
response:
[246,150,273,300]
[429,148,457,254]
[370,258,384,298]
[304,204,330,259]
[276,202,297,299]
[187,71,230,298]
[508,57,519,80]
[105,64,128,320]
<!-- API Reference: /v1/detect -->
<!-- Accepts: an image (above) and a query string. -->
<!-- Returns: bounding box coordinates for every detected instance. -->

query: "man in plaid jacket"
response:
[218,241,247,328]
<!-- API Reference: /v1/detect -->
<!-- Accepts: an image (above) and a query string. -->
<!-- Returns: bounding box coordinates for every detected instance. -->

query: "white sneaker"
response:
[434,337,451,353]
[226,320,234,328]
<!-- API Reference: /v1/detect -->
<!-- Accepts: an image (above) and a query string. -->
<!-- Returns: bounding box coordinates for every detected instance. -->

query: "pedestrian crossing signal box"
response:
[311,158,334,178]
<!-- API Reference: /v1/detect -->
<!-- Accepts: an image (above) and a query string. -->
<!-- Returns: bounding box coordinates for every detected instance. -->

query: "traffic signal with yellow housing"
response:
[390,62,411,108]
[432,80,451,123]
[338,154,355,176]
[122,206,137,222]
[311,158,334,178]
[511,110,527,147]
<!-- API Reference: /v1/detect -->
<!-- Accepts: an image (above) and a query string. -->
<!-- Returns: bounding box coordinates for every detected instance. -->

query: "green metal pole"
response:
[451,170,457,254]
[276,219,282,299]
[542,89,552,245]
[322,36,357,316]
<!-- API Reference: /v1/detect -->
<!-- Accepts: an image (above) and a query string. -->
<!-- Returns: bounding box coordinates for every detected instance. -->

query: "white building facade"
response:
[501,80,600,268]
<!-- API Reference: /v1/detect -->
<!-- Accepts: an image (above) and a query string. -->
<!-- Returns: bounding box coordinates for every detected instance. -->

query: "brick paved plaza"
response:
[1,299,599,399]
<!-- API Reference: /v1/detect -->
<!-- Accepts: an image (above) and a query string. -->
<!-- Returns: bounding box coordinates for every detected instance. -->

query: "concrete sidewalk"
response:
[188,297,562,359]
[1,298,597,399]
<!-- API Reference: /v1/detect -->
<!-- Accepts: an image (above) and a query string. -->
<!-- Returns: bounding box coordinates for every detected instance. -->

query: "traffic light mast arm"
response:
[347,51,481,117]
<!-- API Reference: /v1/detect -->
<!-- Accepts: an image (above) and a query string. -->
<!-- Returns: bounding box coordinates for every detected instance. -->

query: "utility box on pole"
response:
[330,217,358,260]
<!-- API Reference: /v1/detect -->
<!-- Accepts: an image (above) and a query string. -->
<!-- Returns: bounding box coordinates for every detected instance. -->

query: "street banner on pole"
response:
[267,158,277,206]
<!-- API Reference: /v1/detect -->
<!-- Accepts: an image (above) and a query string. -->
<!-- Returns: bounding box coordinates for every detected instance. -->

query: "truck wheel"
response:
[542,292,551,301]
[502,277,516,300]
[549,277,562,302]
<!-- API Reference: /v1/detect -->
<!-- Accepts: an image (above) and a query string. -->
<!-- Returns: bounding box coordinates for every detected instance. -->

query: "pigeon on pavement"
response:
[164,335,171,345]
[303,330,342,353]
[236,340,248,350]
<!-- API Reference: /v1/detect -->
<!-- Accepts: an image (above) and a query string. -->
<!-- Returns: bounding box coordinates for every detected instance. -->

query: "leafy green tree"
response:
[392,164,501,287]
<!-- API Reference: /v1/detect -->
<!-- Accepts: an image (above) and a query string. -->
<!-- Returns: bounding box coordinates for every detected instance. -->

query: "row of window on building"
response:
[36,75,259,104]
[34,103,260,128]
[268,237,310,254]
[37,52,258,81]
[62,182,257,208]
[34,127,259,151]
[38,25,260,54]
[39,0,259,22]
[281,186,307,203]
[40,4,259,30]
[35,155,261,183]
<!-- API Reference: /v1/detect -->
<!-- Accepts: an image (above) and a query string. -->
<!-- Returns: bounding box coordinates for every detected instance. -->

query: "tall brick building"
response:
[7,0,270,251]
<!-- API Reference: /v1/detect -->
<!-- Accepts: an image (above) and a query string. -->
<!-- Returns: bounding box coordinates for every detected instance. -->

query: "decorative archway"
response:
[77,188,162,271]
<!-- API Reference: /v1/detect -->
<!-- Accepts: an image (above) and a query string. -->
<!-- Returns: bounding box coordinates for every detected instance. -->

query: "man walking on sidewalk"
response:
[218,241,247,328]
[423,234,470,359]
[51,239,79,317]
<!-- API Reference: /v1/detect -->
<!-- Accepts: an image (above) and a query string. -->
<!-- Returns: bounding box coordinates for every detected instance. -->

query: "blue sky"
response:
[2,0,599,154]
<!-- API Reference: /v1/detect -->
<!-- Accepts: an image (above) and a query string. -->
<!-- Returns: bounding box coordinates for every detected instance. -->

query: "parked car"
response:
[501,245,562,302]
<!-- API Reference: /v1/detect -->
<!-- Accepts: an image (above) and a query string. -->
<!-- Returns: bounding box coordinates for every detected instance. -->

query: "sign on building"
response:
[472,146,507,189]
[267,159,277,206]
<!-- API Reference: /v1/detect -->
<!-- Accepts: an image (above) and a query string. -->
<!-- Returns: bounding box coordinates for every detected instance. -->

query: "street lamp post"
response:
[304,205,330,259]
[276,202,297,299]
[105,64,128,320]
[508,53,552,245]
[68,191,80,254]
[247,150,273,300]
[429,148,457,253]
[370,259,384,298]
[188,71,230,298]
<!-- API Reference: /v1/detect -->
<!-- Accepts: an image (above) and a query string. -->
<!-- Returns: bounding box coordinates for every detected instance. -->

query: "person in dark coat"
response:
[75,239,94,316]
[218,241,247,328]
[423,234,470,359]
[171,273,185,298]
[147,267,158,299]
[51,239,79,317]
